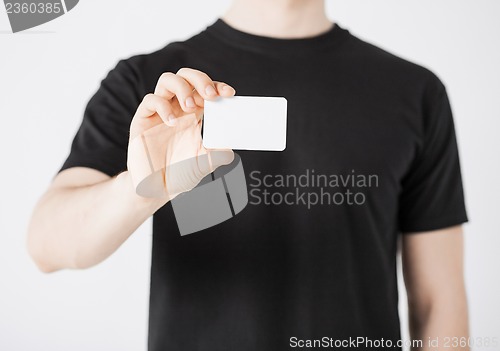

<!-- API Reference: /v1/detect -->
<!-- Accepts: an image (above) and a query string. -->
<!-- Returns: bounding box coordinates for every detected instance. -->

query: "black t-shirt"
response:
[60,20,468,350]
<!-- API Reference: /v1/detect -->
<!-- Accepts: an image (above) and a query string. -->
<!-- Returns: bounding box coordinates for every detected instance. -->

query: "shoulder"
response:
[343,30,445,96]
[109,31,209,93]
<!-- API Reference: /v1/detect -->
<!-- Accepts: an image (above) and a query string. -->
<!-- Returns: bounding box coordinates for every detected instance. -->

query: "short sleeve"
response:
[59,59,142,177]
[398,77,468,233]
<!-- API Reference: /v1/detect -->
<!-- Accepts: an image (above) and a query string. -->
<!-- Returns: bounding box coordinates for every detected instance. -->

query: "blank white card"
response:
[203,96,287,151]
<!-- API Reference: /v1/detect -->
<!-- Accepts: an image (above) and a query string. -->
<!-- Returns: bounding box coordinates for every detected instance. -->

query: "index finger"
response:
[176,68,235,100]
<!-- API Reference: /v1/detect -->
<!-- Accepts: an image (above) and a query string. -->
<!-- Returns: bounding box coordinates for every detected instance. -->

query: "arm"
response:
[402,225,469,351]
[27,168,165,272]
[27,68,236,272]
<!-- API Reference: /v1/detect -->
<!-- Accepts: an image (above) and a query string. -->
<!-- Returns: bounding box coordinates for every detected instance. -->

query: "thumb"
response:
[164,149,234,199]
[198,149,234,177]
[209,149,235,170]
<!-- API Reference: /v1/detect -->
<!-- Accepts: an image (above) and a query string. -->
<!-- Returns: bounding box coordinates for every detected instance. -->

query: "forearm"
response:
[27,171,167,272]
[409,292,469,351]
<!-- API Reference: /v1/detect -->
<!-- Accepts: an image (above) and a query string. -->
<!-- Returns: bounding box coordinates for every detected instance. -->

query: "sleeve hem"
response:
[58,149,127,178]
[399,211,469,234]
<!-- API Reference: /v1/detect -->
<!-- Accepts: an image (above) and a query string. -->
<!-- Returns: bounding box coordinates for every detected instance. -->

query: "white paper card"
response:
[203,96,287,151]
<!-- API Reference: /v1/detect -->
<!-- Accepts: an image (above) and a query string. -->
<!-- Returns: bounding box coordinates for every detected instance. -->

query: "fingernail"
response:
[185,96,196,108]
[205,85,217,96]
[167,114,176,124]
[223,85,235,93]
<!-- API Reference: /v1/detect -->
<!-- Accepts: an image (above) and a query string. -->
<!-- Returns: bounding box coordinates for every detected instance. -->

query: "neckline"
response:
[205,19,349,56]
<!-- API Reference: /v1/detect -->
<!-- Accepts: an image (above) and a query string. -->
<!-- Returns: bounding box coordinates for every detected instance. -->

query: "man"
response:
[27,0,469,350]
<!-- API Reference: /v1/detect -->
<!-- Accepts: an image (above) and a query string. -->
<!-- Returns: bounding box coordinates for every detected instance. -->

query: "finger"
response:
[214,81,236,97]
[154,72,197,113]
[135,93,176,125]
[176,68,219,100]
[193,90,204,108]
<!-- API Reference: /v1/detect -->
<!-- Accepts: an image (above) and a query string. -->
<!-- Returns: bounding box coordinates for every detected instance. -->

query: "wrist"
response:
[114,171,169,214]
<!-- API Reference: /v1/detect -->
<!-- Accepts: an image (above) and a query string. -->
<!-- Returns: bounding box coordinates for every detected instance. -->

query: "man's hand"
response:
[128,68,236,199]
